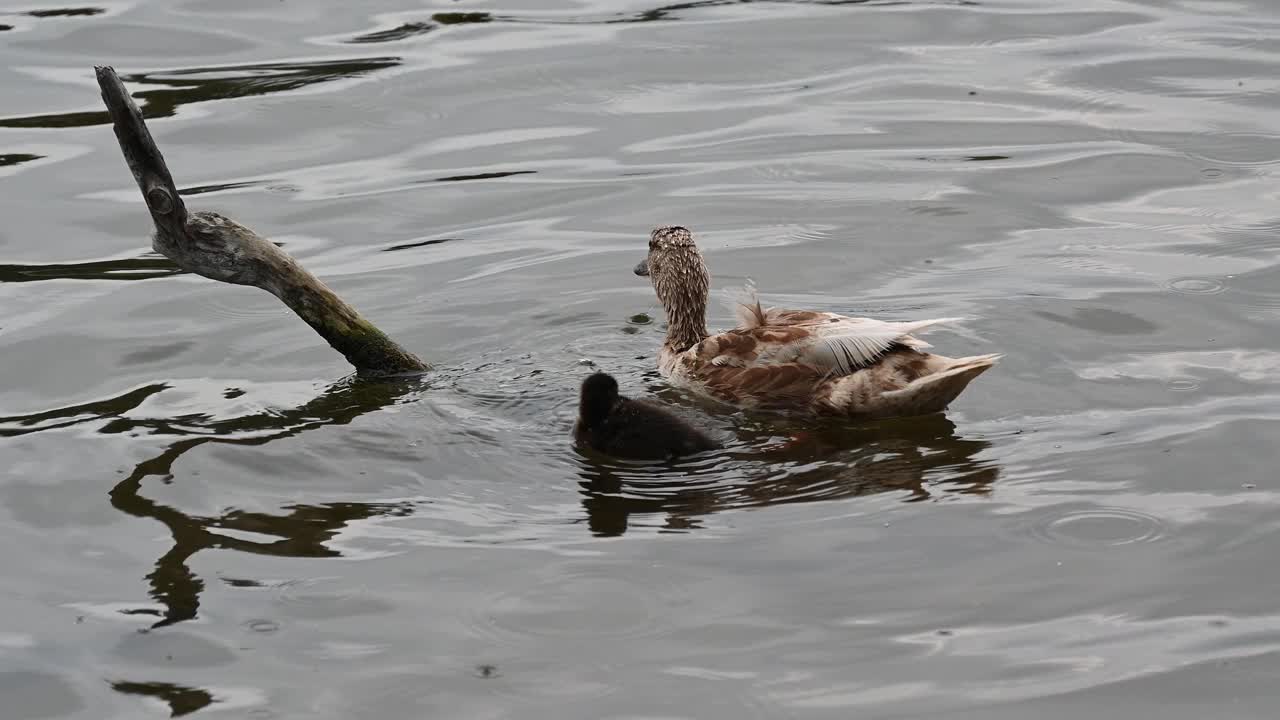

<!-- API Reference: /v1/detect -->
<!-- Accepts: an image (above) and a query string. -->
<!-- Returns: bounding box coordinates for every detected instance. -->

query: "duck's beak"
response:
[633,259,650,277]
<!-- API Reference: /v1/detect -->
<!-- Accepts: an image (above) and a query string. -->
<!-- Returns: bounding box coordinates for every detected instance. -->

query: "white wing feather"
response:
[804,317,963,375]
[715,279,964,375]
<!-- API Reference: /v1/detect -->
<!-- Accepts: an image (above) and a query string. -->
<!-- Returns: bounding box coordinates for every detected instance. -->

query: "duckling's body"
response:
[635,226,999,419]
[574,372,719,460]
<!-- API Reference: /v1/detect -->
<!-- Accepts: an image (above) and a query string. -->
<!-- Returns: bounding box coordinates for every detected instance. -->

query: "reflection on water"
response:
[0,152,41,167]
[0,366,998,625]
[4,376,425,627]
[5,0,1280,715]
[110,478,413,628]
[347,21,435,45]
[23,8,106,18]
[108,377,423,627]
[382,237,458,252]
[0,383,168,438]
[431,12,495,26]
[0,57,401,129]
[342,0,981,40]
[0,255,182,283]
[109,680,213,717]
[426,170,538,183]
[576,414,997,535]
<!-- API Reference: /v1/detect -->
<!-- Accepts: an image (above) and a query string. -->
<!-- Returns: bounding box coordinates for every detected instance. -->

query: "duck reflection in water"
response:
[575,413,998,536]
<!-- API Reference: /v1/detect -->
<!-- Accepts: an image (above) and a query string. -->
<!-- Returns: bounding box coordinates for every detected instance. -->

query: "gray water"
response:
[4,0,1280,717]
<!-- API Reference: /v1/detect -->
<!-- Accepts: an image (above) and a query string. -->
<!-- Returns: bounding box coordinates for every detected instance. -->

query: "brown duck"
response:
[634,226,1000,419]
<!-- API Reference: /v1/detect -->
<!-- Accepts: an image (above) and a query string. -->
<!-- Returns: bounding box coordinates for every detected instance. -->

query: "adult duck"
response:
[634,226,999,419]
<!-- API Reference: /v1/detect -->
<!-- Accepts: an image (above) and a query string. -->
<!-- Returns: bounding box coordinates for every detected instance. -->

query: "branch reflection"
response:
[2,374,999,621]
[2,376,425,628]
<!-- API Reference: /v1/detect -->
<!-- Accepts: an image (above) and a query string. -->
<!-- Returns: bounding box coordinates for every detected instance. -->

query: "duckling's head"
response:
[578,372,621,427]
[634,226,709,349]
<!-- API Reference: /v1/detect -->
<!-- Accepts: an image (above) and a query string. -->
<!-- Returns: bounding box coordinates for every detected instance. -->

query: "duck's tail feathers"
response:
[719,279,769,329]
[879,353,1001,415]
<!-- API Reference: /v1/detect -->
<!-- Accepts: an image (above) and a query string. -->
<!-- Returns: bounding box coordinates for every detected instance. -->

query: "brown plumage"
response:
[634,226,1000,419]
[573,372,720,460]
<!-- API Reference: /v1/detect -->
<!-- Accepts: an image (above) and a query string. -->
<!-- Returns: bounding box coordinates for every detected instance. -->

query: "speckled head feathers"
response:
[651,226,696,249]
[635,225,710,351]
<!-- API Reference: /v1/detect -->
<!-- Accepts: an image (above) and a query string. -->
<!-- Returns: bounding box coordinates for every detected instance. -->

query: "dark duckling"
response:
[574,372,720,460]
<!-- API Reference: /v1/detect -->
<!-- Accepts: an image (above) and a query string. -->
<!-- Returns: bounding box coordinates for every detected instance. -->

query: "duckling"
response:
[634,226,1000,419]
[574,372,720,460]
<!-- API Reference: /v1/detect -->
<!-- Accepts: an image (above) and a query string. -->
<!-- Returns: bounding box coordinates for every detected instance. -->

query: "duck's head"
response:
[634,226,709,348]
[579,372,620,427]
[155,211,292,292]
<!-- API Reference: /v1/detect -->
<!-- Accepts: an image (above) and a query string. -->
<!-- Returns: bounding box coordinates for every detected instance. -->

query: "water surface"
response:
[4,0,1280,717]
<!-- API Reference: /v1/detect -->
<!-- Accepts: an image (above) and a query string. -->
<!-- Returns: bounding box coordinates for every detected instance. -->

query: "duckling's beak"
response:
[633,259,650,277]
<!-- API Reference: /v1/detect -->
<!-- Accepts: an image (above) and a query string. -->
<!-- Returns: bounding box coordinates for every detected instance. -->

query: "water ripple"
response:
[893,612,1280,703]
[1023,506,1169,547]
[6,0,1280,715]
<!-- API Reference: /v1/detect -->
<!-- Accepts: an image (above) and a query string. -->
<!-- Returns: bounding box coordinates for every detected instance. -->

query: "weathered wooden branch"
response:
[94,65,429,377]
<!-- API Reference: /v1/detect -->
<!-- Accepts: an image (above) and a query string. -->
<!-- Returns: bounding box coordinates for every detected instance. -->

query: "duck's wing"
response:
[800,315,963,375]
[715,280,964,375]
[706,309,961,375]
[691,361,829,411]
